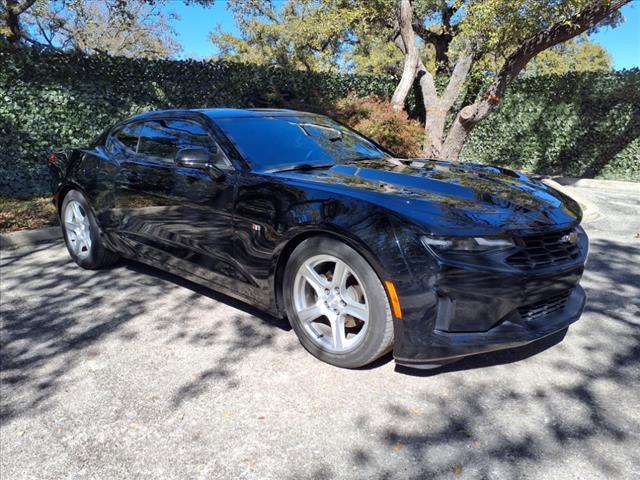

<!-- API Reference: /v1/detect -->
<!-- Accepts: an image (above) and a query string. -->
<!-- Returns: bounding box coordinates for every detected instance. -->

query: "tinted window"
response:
[166,120,211,150]
[136,119,231,168]
[214,116,389,172]
[112,124,139,152]
[138,121,180,160]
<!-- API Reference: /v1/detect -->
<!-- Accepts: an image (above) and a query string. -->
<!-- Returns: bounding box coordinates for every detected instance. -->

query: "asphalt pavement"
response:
[1,187,638,479]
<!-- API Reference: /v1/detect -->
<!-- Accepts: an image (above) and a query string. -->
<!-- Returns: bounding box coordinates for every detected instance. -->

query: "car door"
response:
[115,117,241,289]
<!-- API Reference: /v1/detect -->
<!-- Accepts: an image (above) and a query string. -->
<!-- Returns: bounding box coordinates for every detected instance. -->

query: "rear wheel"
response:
[284,237,393,368]
[61,190,119,269]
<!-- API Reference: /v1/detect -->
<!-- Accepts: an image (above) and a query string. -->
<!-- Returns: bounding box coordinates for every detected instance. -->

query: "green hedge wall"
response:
[0,45,397,197]
[462,70,640,181]
[1,44,638,197]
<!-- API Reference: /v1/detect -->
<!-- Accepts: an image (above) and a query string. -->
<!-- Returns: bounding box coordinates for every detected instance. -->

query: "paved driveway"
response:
[1,187,639,480]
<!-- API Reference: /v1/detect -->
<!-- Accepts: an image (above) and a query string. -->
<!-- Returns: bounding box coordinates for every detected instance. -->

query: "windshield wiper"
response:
[272,163,335,173]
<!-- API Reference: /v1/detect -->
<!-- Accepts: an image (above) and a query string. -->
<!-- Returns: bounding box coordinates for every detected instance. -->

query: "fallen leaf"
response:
[393,442,403,451]
[257,416,266,420]
[452,464,463,474]
[223,411,231,417]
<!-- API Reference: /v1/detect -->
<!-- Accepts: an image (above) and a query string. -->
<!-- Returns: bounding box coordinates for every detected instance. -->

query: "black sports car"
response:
[50,108,588,369]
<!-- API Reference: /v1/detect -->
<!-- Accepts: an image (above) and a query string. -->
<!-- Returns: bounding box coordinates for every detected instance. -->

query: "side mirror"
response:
[175,147,225,181]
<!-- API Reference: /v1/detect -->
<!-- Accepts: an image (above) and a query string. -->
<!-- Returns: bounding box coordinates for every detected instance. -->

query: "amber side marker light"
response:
[384,280,403,320]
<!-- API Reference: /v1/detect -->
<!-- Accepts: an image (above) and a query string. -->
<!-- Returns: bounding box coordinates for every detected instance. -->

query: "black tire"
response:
[284,237,394,368]
[60,189,119,269]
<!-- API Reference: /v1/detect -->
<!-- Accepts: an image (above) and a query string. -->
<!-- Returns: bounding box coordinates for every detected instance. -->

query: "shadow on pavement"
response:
[2,237,639,479]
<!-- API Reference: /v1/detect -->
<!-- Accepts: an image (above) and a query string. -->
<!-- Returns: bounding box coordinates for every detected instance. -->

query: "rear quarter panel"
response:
[52,146,119,226]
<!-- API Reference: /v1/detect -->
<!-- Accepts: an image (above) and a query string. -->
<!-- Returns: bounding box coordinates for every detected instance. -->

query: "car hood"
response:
[270,159,582,236]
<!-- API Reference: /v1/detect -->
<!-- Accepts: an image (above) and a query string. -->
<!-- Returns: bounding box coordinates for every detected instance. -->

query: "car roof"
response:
[125,108,317,123]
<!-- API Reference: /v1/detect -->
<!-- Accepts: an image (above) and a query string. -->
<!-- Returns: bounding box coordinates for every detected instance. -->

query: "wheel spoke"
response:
[331,260,349,291]
[81,230,91,252]
[65,220,81,233]
[301,264,330,295]
[330,315,346,350]
[297,303,323,324]
[74,238,83,255]
[343,299,368,322]
[72,202,84,222]
[68,231,79,253]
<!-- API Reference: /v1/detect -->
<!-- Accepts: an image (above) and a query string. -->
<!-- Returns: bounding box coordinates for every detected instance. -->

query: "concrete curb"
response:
[0,226,62,250]
[552,177,640,193]
[542,178,602,223]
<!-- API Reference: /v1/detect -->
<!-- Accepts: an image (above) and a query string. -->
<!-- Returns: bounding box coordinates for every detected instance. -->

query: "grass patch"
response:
[0,196,58,233]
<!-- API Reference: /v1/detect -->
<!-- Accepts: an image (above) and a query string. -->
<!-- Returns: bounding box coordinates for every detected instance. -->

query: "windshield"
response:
[214,115,390,172]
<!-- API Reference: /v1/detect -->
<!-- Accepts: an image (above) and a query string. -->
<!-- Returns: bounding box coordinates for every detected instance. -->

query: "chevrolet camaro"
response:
[49,108,589,369]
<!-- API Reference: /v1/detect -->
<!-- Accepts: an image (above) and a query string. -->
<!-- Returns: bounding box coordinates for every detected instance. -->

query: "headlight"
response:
[420,235,515,252]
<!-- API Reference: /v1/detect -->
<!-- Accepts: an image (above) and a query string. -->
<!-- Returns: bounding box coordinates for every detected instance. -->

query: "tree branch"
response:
[9,0,37,16]
[471,0,632,124]
[441,53,473,110]
[440,0,631,161]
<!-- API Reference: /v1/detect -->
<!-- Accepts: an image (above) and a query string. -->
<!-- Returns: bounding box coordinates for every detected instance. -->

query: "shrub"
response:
[332,96,424,158]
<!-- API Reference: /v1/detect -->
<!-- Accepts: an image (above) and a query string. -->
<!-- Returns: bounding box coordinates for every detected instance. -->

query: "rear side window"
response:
[110,124,139,152]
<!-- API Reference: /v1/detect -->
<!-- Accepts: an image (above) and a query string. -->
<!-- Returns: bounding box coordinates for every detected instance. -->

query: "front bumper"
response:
[388,224,589,368]
[394,284,586,368]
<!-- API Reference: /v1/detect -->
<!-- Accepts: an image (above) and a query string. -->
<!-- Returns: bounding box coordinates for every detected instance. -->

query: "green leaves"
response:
[462,70,640,180]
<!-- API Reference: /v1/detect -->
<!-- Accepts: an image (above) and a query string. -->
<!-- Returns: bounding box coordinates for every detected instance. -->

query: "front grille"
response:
[518,292,570,322]
[507,229,580,269]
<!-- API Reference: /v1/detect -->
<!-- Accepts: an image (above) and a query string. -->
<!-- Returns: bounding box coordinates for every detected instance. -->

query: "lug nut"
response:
[341,300,347,307]
[324,288,330,295]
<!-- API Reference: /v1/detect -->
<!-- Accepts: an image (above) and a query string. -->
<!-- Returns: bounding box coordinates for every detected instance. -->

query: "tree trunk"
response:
[390,0,418,111]
[394,0,631,161]
[2,0,36,43]
[420,54,474,160]
[422,105,447,158]
[4,1,21,43]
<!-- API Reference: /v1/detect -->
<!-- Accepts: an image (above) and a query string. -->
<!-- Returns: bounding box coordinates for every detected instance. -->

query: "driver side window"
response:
[137,119,231,169]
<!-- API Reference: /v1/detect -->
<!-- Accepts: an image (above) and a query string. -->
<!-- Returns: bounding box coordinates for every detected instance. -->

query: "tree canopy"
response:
[20,0,181,58]
[1,0,214,58]
[208,0,628,159]
[210,0,370,72]
[523,35,612,76]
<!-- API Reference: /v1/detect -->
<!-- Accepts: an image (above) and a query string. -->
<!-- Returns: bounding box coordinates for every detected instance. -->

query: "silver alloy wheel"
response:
[293,254,370,353]
[64,200,92,259]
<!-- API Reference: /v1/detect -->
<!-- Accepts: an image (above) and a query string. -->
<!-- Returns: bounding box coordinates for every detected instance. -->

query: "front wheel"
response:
[284,237,393,368]
[61,190,119,269]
